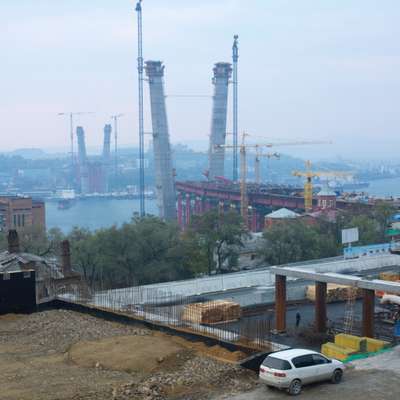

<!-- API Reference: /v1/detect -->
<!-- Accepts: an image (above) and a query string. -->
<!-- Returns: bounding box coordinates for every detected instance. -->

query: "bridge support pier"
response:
[185,194,191,227]
[177,193,183,227]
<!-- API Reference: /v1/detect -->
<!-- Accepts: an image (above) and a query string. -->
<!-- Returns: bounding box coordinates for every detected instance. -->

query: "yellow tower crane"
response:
[293,160,352,212]
[217,135,331,223]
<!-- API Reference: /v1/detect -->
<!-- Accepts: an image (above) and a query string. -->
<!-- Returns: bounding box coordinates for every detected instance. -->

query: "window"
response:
[292,354,315,368]
[312,354,329,365]
[22,214,25,227]
[262,356,292,370]
[13,214,17,227]
[17,214,21,227]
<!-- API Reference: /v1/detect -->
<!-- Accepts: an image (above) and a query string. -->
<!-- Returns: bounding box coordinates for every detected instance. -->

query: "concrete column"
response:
[185,194,191,227]
[275,275,287,332]
[315,281,327,333]
[362,289,375,338]
[194,197,201,215]
[177,193,183,227]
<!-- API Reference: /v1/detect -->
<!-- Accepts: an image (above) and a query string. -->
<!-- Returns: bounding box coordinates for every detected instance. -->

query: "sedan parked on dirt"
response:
[259,348,344,395]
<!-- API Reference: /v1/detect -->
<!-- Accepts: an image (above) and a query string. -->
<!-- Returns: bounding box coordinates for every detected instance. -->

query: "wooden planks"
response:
[182,300,241,324]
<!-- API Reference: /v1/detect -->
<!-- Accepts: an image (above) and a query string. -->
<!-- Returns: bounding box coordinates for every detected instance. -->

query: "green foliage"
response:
[0,226,64,256]
[262,220,339,265]
[65,216,198,289]
[186,210,248,274]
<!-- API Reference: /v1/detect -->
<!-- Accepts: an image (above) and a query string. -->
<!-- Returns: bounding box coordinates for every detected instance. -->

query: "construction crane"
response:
[293,160,351,212]
[254,147,280,184]
[57,112,93,166]
[110,114,124,177]
[136,0,145,217]
[217,135,329,223]
[232,34,239,182]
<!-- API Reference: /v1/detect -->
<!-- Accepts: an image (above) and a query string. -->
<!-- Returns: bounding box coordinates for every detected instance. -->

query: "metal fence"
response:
[56,284,277,352]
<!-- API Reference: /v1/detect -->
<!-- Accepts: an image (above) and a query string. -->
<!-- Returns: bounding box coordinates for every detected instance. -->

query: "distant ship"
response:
[54,189,76,210]
[57,199,74,210]
[314,178,369,193]
[340,181,370,191]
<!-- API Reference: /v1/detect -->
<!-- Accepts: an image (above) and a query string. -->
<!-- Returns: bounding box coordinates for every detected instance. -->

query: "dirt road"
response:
[214,370,399,400]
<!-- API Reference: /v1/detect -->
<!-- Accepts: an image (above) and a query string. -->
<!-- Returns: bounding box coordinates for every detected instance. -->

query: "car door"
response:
[311,354,333,381]
[291,355,319,384]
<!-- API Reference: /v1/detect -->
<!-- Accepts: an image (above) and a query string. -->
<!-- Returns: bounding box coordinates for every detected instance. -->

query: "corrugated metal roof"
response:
[0,251,64,278]
[265,208,300,219]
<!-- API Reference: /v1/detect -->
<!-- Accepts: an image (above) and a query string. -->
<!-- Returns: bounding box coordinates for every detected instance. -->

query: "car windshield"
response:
[262,356,292,370]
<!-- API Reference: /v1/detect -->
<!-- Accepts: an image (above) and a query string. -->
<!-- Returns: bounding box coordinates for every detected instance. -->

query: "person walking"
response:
[295,312,301,328]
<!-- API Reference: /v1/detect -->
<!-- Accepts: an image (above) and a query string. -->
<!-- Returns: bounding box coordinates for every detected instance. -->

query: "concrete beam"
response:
[270,267,400,295]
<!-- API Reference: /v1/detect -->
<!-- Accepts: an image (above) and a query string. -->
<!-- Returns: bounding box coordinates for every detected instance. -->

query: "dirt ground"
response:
[0,310,256,400]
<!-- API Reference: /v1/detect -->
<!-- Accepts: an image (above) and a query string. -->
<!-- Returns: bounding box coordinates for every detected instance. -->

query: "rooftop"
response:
[265,208,300,219]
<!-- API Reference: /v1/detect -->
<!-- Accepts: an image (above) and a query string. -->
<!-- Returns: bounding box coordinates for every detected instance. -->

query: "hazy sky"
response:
[2,0,400,160]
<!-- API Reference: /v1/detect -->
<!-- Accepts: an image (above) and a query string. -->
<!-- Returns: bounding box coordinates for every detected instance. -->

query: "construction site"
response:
[2,1,400,400]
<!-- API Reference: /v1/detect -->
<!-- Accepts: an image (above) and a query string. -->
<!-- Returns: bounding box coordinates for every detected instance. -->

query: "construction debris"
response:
[182,300,241,324]
[306,284,362,303]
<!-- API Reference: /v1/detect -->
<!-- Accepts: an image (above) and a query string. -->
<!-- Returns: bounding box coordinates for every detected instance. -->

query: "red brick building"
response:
[0,197,46,232]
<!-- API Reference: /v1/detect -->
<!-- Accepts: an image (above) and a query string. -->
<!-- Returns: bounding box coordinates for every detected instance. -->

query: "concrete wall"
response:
[0,270,36,314]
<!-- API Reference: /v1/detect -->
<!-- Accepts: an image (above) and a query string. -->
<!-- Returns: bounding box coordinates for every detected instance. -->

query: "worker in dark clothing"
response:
[295,312,301,328]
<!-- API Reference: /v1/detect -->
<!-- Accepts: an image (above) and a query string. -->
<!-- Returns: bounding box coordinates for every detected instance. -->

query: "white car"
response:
[259,348,344,395]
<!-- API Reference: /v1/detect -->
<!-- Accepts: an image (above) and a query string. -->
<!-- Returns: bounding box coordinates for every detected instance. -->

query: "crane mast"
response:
[136,0,145,217]
[232,35,239,181]
[293,160,351,212]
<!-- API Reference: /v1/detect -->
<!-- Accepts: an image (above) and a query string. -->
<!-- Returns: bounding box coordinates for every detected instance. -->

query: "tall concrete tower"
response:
[102,124,112,162]
[76,126,89,194]
[76,126,87,165]
[145,60,176,220]
[102,124,112,193]
[208,62,232,180]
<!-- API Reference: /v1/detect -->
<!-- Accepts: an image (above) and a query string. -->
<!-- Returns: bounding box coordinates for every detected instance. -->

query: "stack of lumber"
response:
[321,342,357,361]
[182,300,241,324]
[306,284,362,303]
[379,271,400,282]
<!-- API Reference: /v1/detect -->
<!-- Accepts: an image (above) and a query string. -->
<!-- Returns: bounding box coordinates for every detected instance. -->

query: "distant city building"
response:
[0,196,45,232]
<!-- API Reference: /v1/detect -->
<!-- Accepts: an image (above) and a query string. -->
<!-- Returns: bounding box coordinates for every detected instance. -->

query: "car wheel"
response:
[288,379,302,396]
[331,369,343,384]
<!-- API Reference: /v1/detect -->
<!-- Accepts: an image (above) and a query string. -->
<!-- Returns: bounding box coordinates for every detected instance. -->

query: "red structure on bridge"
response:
[176,181,369,232]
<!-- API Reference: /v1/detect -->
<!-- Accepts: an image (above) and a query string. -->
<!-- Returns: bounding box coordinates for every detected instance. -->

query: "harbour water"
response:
[362,177,400,198]
[46,177,400,233]
[46,198,158,233]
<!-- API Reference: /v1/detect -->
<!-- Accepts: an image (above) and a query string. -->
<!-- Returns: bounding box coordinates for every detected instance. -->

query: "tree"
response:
[67,227,101,289]
[262,220,339,265]
[187,210,248,274]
